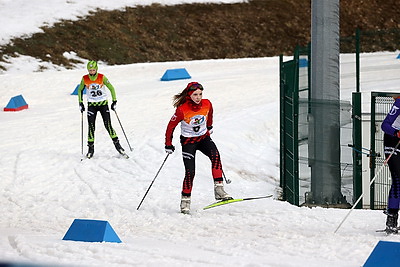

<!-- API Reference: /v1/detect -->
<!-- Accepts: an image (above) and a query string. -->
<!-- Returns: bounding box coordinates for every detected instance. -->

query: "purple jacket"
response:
[381,98,400,136]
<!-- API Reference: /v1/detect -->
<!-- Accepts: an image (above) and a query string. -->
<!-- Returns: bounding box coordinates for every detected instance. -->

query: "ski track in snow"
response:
[1,50,400,265]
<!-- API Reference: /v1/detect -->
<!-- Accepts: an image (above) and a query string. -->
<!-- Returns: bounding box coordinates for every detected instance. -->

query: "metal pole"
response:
[113,110,133,151]
[355,28,360,93]
[137,154,170,210]
[81,112,84,156]
[310,0,343,205]
[222,170,231,184]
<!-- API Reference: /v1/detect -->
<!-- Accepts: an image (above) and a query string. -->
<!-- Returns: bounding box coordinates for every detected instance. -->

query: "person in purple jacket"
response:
[381,96,400,234]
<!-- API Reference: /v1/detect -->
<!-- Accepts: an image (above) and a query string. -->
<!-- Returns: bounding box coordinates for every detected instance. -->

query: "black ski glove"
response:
[79,102,85,113]
[165,145,175,154]
[111,100,117,111]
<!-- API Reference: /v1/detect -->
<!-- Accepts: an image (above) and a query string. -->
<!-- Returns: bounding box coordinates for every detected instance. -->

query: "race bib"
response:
[87,83,108,102]
[181,114,207,137]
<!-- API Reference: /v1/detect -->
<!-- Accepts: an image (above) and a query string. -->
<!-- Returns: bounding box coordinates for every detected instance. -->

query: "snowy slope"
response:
[1,53,400,267]
[0,0,246,46]
[2,1,400,266]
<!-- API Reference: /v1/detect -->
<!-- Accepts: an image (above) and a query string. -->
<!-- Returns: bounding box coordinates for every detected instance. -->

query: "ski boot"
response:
[180,196,191,214]
[385,210,398,234]
[113,138,126,157]
[214,182,233,201]
[86,142,94,159]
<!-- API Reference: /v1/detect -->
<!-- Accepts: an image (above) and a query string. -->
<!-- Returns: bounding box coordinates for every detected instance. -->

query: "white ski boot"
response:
[180,196,191,214]
[214,182,233,201]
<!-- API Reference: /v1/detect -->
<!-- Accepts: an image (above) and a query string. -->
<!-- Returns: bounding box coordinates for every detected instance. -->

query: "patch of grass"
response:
[0,0,400,69]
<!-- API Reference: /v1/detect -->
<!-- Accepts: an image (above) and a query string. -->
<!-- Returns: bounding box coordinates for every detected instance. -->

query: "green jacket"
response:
[78,73,117,104]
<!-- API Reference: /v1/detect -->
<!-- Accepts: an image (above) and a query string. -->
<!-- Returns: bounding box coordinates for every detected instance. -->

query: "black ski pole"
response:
[113,110,133,151]
[222,170,231,184]
[334,139,400,233]
[218,148,231,184]
[81,112,84,156]
[137,153,170,210]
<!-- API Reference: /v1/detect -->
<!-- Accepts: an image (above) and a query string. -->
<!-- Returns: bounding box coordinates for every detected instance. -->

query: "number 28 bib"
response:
[83,74,108,103]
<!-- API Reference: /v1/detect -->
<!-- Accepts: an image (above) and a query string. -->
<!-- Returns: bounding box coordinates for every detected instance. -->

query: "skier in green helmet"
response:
[78,60,125,158]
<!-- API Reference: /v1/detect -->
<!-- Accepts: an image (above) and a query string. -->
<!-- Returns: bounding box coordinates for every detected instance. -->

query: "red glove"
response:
[396,130,400,138]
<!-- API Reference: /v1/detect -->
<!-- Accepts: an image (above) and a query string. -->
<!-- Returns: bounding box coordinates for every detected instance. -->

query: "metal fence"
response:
[370,92,400,209]
[280,28,400,208]
[280,46,353,206]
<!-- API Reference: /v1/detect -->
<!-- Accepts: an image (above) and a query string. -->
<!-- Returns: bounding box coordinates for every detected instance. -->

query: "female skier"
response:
[381,96,400,234]
[78,60,125,158]
[165,82,232,214]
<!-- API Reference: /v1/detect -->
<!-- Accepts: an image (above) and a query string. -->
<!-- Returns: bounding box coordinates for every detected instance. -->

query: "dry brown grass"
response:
[0,0,400,69]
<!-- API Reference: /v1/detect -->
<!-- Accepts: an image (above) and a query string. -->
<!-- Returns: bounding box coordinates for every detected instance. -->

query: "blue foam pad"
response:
[161,68,191,81]
[364,241,400,266]
[71,85,86,95]
[4,95,28,111]
[62,219,122,243]
[299,58,308,68]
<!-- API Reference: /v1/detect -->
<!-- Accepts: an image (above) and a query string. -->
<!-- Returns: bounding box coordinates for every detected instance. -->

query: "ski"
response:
[203,195,273,210]
[80,152,128,160]
[376,229,399,234]
[118,151,129,159]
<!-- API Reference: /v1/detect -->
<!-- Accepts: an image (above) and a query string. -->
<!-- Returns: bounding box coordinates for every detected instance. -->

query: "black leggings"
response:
[87,104,117,143]
[385,133,400,211]
[181,135,223,196]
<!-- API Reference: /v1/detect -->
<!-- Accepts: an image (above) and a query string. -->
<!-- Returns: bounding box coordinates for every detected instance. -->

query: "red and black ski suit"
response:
[165,99,223,197]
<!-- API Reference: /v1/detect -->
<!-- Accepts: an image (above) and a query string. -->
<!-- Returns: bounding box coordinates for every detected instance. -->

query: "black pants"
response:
[384,133,400,211]
[87,104,117,143]
[181,135,223,196]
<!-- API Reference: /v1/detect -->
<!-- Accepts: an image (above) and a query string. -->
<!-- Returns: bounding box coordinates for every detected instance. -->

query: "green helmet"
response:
[87,60,98,71]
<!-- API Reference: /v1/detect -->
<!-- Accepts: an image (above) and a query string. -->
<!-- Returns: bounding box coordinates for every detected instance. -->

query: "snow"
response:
[1,1,400,267]
[0,0,246,46]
